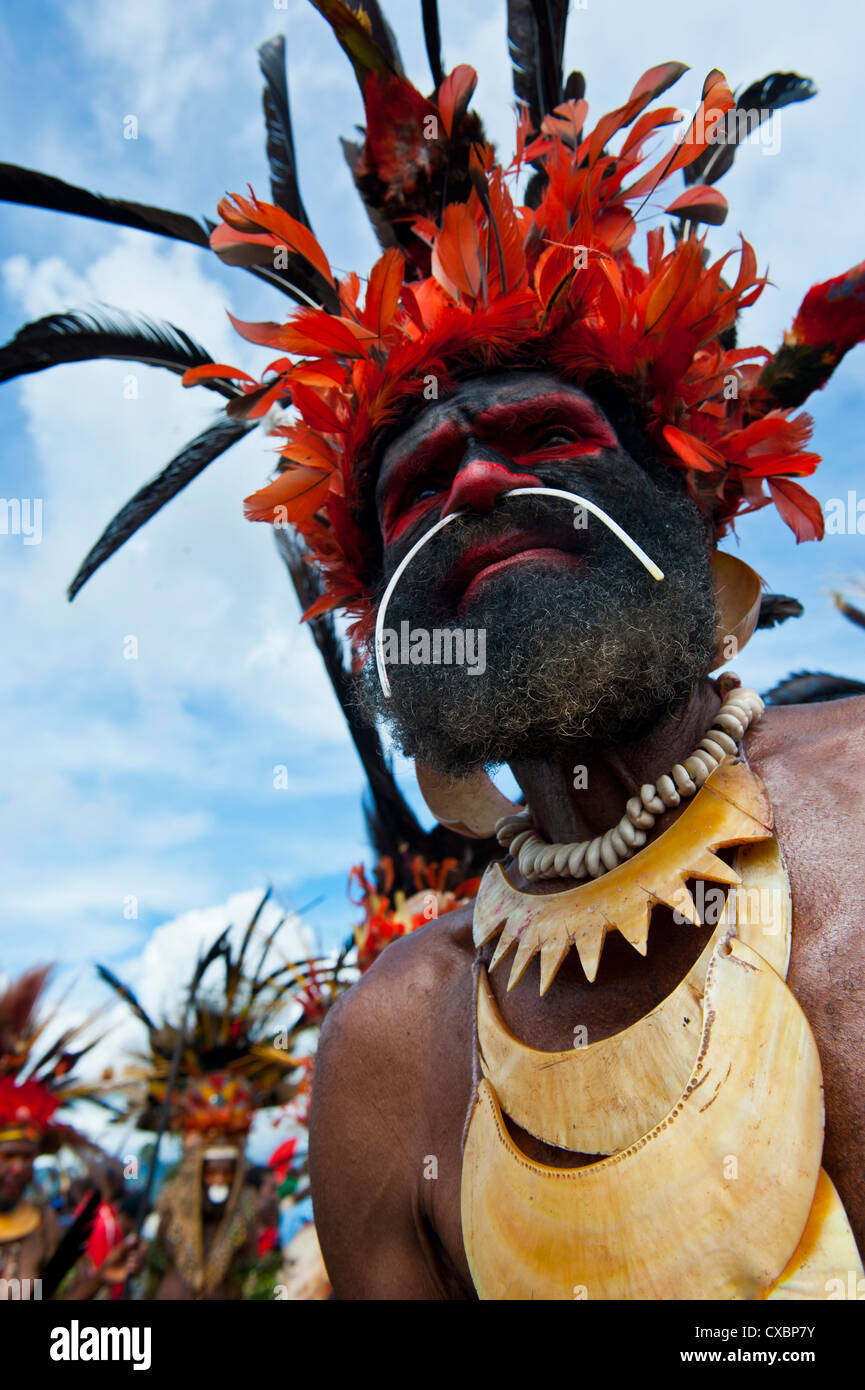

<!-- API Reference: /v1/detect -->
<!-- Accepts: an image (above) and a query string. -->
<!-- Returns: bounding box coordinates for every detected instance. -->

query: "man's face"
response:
[202,1156,236,1212]
[0,1141,36,1211]
[364,370,716,773]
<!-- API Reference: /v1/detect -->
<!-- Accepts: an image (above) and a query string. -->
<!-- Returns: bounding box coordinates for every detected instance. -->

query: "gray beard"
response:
[358,481,717,777]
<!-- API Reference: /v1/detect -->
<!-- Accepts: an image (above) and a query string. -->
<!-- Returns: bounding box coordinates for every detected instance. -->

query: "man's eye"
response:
[540,428,577,448]
[414,488,440,502]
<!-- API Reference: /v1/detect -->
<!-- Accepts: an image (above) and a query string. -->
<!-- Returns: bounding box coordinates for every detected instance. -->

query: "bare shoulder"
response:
[747,697,865,1244]
[747,693,865,767]
[317,901,474,1065]
[309,900,475,1178]
[746,695,865,833]
[746,694,865,909]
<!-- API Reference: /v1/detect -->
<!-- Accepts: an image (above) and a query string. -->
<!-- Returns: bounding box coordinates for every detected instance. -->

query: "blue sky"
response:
[1,0,864,1049]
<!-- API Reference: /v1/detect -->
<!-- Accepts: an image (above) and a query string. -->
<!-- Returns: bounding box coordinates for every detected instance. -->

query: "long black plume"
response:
[0,163,210,246]
[421,0,445,90]
[95,964,156,1032]
[507,0,568,132]
[258,36,310,226]
[0,162,332,310]
[0,307,240,395]
[68,417,253,600]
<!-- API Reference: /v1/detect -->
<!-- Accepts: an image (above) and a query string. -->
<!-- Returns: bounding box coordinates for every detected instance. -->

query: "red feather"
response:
[437,65,477,139]
[767,478,824,542]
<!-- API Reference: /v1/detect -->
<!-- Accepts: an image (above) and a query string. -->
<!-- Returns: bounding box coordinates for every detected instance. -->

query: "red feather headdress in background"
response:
[180,35,864,649]
[0,967,104,1151]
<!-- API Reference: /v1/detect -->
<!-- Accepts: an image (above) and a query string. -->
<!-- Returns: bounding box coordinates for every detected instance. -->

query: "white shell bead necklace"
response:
[494,682,765,882]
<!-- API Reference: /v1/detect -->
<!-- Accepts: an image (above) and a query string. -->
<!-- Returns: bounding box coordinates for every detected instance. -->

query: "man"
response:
[185,23,865,1298]
[145,1140,262,1300]
[0,1133,58,1294]
[0,967,144,1300]
[99,920,301,1300]
[308,370,865,1297]
[2,5,862,1301]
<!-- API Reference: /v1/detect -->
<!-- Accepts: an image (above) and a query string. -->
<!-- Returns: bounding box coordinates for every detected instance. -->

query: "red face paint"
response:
[378,386,620,546]
[440,461,543,517]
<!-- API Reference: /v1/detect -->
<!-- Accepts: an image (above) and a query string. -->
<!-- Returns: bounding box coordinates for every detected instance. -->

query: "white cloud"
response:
[14,888,319,1156]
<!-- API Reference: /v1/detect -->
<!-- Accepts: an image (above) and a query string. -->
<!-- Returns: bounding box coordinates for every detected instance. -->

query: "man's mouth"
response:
[442,526,586,612]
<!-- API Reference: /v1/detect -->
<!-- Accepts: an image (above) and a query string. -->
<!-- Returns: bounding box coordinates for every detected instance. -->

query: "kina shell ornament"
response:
[462,937,826,1300]
[476,835,792,1156]
[473,757,773,989]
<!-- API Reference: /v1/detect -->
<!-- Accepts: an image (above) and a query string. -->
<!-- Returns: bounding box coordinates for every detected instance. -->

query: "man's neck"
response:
[508,678,722,845]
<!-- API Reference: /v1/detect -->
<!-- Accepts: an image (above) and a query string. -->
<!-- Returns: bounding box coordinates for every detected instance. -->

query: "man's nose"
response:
[440,443,543,518]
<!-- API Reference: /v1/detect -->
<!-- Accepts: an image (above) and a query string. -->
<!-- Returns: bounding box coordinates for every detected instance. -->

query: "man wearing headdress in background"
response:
[98,922,300,1300]
[0,967,144,1299]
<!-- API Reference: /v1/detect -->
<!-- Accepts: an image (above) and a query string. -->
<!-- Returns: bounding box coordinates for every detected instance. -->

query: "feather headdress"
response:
[2,3,862,642]
[0,967,104,1151]
[174,4,865,647]
[96,898,305,1142]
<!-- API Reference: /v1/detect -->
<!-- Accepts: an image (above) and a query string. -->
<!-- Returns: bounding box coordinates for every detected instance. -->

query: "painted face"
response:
[375,372,622,556]
[202,1157,236,1209]
[363,370,716,773]
[0,1140,37,1212]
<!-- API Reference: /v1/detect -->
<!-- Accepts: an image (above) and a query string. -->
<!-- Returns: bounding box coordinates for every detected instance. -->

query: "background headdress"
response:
[97,903,303,1144]
[0,966,105,1152]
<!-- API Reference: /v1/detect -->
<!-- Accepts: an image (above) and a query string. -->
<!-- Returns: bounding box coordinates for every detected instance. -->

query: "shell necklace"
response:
[494,680,764,882]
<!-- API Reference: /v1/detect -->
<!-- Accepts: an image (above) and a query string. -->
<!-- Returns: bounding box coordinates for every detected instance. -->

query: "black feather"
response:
[421,0,445,90]
[765,672,865,705]
[685,71,816,187]
[756,593,804,628]
[563,70,586,103]
[507,0,568,131]
[0,163,210,246]
[258,36,310,226]
[95,965,156,1032]
[40,1189,100,1298]
[0,307,239,396]
[736,71,817,114]
[0,162,334,310]
[68,417,252,601]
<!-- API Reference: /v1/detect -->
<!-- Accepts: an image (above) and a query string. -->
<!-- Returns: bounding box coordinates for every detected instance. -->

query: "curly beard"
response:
[357,461,717,777]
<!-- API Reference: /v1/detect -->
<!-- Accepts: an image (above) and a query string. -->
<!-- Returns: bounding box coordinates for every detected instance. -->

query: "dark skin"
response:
[310,371,865,1299]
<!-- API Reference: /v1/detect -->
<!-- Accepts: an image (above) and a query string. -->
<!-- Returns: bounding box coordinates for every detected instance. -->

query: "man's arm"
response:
[309,958,446,1299]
